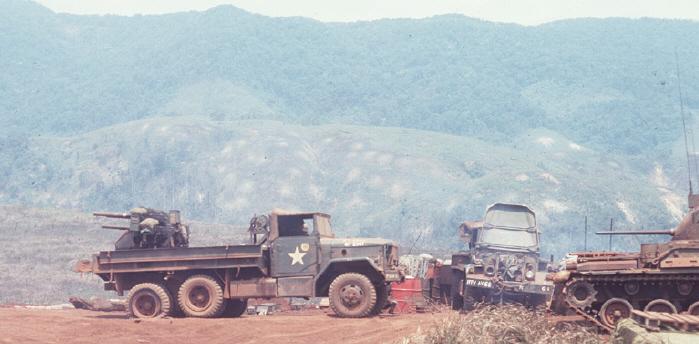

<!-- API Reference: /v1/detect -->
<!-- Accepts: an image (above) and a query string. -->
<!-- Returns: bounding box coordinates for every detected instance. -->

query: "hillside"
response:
[1,0,698,159]
[1,118,686,253]
[0,119,687,303]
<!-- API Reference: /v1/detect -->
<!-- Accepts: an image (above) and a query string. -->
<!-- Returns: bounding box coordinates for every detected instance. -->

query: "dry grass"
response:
[396,305,603,344]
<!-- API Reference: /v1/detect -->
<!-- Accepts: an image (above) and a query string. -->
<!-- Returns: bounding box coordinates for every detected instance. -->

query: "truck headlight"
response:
[525,270,535,281]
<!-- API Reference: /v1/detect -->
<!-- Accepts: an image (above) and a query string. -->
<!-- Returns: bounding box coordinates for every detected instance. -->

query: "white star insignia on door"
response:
[288,246,307,265]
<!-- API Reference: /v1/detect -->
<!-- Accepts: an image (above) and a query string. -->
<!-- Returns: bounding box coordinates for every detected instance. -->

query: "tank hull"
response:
[550,249,699,331]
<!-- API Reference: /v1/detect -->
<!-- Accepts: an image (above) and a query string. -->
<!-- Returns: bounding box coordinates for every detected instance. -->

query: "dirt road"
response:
[0,308,431,344]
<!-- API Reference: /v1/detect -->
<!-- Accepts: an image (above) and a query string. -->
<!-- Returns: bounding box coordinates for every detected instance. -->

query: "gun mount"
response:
[93,212,130,219]
[95,207,190,250]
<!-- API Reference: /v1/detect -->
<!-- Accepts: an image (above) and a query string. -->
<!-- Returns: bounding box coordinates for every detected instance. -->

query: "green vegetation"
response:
[1,1,698,158]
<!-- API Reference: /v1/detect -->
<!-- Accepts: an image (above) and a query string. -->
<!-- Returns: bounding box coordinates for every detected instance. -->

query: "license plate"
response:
[385,273,400,281]
[465,279,492,288]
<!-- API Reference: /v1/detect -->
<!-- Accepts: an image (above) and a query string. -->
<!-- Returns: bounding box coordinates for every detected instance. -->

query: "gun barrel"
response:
[595,230,673,235]
[102,225,130,230]
[93,212,130,219]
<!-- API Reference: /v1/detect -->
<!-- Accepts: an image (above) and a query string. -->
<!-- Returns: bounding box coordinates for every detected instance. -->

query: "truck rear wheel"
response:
[329,273,377,318]
[223,299,248,317]
[127,283,172,318]
[177,275,225,318]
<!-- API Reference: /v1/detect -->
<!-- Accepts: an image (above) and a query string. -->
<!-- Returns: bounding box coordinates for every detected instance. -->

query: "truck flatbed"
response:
[78,244,267,274]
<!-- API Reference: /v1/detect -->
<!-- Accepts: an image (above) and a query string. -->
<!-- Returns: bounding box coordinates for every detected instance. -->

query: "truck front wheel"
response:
[329,273,377,318]
[451,272,464,310]
[127,283,172,318]
[370,282,389,315]
[177,274,225,318]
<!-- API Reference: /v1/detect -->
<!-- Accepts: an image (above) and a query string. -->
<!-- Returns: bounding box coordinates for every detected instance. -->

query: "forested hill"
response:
[2,0,699,260]
[2,0,698,157]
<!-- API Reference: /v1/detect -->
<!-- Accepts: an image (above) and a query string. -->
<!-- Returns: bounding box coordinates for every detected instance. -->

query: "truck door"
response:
[271,233,319,277]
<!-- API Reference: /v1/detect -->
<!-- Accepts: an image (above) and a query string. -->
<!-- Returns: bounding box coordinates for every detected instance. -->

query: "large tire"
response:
[525,294,548,309]
[329,273,377,318]
[164,279,184,317]
[462,286,476,311]
[177,274,225,318]
[223,299,248,318]
[451,272,464,310]
[127,283,172,318]
[371,283,389,315]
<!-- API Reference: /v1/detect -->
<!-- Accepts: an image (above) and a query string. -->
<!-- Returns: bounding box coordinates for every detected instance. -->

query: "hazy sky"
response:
[34,0,699,25]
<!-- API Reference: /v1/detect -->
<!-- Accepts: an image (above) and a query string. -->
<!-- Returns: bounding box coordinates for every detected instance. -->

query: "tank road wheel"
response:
[599,298,633,328]
[329,273,377,318]
[127,283,172,318]
[565,281,597,310]
[371,283,389,315]
[177,275,225,318]
[688,301,699,315]
[623,282,640,296]
[644,299,677,314]
[677,282,693,297]
[222,299,248,318]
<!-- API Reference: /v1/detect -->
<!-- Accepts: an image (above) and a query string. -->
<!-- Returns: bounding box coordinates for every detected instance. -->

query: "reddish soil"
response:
[0,308,434,344]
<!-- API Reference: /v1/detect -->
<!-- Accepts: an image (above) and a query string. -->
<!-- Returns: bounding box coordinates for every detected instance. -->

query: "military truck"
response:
[450,203,553,310]
[76,210,402,318]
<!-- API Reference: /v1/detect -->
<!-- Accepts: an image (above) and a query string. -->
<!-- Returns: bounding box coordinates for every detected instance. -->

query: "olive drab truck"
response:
[75,210,403,318]
[450,203,553,310]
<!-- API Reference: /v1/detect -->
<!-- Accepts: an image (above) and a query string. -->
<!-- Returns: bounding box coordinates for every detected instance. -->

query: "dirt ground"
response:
[0,308,434,344]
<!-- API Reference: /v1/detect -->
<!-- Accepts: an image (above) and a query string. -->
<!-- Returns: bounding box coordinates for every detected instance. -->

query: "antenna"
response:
[675,49,695,194]
[407,228,424,255]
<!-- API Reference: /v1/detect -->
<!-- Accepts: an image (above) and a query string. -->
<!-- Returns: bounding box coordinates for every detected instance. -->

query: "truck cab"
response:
[450,203,552,309]
[76,209,402,318]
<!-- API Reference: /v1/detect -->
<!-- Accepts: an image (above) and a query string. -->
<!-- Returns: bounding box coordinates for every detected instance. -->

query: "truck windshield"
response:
[478,227,538,248]
[313,215,334,238]
[484,207,536,229]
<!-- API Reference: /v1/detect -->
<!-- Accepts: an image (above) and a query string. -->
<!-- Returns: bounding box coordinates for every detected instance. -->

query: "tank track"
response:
[562,297,612,333]
[559,274,699,332]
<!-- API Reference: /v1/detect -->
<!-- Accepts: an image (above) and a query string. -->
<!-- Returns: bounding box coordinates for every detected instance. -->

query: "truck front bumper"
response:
[465,276,553,295]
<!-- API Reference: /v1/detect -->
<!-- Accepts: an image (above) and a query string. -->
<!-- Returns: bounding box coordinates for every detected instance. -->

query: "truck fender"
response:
[315,258,384,296]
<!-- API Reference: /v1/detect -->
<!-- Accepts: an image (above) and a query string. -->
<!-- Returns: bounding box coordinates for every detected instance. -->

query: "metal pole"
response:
[584,216,588,251]
[608,218,614,251]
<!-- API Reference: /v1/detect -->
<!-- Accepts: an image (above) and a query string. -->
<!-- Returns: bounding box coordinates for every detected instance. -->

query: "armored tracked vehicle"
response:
[450,203,553,310]
[550,194,699,330]
[76,210,402,318]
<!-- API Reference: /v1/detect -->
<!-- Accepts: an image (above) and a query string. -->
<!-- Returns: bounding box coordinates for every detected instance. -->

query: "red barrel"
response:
[390,278,424,313]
